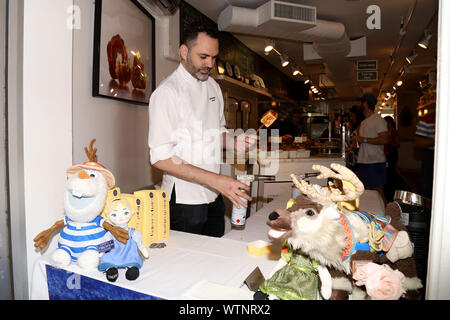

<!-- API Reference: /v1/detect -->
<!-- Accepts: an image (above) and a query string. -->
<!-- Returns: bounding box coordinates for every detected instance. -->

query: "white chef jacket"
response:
[148,64,227,204]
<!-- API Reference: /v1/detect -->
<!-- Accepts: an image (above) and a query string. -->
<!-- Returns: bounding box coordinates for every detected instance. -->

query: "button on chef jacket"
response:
[148,63,227,205]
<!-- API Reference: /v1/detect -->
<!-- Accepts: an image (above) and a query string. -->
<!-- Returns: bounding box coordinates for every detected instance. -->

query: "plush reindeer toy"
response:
[255,163,422,300]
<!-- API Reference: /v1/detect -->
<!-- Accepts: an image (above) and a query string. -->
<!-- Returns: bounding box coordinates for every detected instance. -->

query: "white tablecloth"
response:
[31,189,384,300]
[31,230,279,300]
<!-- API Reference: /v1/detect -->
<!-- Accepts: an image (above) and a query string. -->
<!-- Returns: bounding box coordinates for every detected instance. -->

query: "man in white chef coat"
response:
[148,24,257,237]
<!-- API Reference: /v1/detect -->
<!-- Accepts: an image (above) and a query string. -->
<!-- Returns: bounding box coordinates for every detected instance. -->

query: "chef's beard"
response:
[185,54,211,81]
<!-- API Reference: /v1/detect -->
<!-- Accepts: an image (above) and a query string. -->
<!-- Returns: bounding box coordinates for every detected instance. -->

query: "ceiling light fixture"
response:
[418,30,432,49]
[304,79,310,84]
[292,66,302,76]
[396,80,403,87]
[280,54,290,67]
[263,40,304,79]
[403,64,410,74]
[406,51,418,64]
[264,39,275,53]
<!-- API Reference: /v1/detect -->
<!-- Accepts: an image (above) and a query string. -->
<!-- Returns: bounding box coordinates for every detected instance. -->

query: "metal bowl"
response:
[394,190,424,206]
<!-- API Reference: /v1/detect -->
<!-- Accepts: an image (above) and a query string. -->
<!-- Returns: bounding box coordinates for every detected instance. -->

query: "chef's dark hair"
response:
[181,24,219,47]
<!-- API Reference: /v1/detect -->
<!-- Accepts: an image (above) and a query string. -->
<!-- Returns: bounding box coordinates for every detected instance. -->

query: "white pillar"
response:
[426,0,450,300]
[8,0,73,299]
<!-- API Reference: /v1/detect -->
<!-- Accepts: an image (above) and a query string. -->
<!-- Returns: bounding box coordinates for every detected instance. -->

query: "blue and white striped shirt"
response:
[415,112,435,150]
[58,216,107,261]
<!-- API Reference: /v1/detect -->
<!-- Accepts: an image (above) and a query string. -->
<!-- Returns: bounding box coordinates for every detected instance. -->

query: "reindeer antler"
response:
[84,139,98,162]
[291,163,364,203]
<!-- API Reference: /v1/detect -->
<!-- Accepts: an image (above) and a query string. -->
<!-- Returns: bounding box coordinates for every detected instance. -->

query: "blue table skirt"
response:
[45,264,164,300]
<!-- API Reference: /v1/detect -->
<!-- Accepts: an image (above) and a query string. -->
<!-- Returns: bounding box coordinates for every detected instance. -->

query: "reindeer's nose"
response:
[269,212,279,221]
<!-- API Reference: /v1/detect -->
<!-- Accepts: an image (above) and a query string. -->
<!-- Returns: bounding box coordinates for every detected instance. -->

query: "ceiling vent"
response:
[218,1,316,40]
[273,1,316,23]
[138,0,179,16]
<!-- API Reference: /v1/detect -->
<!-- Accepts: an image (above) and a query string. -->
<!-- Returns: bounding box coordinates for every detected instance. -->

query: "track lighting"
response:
[280,54,290,67]
[396,80,403,87]
[291,66,302,76]
[403,64,410,74]
[264,39,275,53]
[418,31,432,50]
[406,51,418,64]
[304,79,310,84]
[263,39,303,76]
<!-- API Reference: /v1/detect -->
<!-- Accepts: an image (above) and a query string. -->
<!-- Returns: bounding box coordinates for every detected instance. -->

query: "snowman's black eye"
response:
[306,209,315,217]
[90,173,96,178]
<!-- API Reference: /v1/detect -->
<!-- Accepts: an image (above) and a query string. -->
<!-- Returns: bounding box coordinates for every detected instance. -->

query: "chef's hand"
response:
[212,174,252,209]
[235,133,259,152]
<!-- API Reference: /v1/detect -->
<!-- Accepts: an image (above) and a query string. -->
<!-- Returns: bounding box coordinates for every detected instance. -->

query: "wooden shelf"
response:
[213,74,272,99]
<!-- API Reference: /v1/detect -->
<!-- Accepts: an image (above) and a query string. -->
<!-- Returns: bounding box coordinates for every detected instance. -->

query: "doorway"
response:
[0,0,13,300]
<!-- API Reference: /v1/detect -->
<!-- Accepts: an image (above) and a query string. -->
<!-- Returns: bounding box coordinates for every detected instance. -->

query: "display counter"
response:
[257,155,346,182]
[31,187,384,300]
[221,154,347,216]
[224,189,385,243]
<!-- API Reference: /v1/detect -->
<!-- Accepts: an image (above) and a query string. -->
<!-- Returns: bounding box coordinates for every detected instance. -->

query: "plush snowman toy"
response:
[34,140,128,271]
[52,161,115,270]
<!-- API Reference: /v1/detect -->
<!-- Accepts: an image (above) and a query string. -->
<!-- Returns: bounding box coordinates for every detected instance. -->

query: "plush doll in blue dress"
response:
[99,197,149,282]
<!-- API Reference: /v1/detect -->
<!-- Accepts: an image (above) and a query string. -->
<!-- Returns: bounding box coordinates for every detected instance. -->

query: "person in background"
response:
[279,112,303,137]
[346,105,365,171]
[349,105,365,133]
[414,110,436,199]
[384,116,400,202]
[352,93,389,205]
[320,114,342,140]
[148,24,258,237]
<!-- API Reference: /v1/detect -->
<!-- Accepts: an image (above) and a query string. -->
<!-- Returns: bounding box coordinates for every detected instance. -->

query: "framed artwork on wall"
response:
[93,0,155,105]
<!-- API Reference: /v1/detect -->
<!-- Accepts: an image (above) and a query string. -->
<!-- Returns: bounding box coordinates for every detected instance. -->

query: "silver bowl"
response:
[394,190,424,206]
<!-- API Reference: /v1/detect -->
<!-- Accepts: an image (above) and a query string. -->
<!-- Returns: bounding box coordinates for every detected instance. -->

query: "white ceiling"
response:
[184,0,439,101]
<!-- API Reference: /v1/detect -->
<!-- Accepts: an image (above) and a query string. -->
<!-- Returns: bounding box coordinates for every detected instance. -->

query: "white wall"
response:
[8,0,74,299]
[72,0,179,193]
